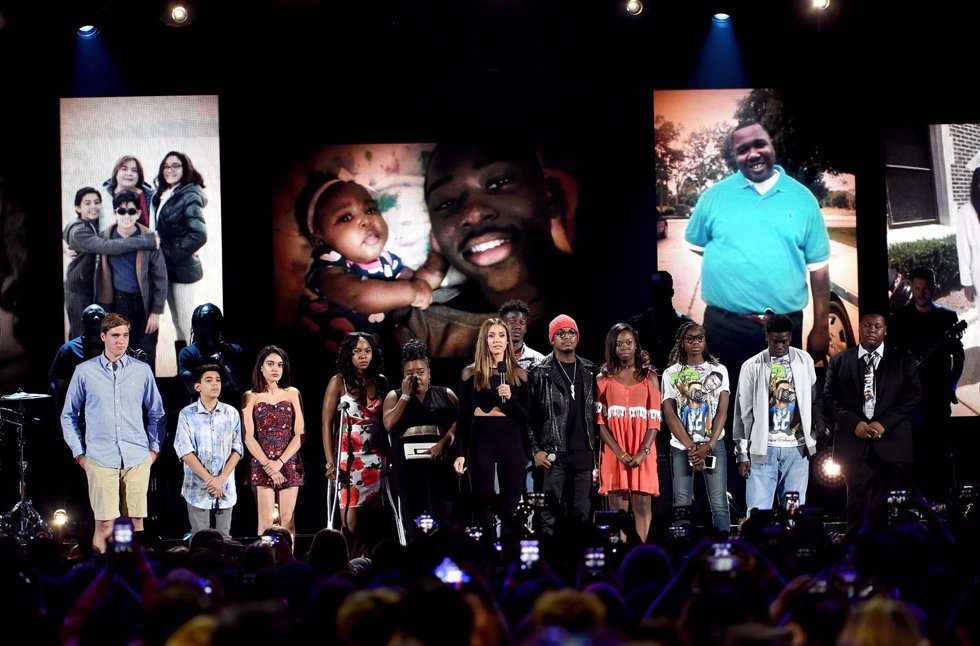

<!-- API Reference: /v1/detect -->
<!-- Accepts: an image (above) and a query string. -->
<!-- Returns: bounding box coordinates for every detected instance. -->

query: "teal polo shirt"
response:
[684,166,830,314]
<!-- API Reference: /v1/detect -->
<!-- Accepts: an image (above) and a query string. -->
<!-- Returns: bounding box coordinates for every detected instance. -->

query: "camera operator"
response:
[177,303,246,407]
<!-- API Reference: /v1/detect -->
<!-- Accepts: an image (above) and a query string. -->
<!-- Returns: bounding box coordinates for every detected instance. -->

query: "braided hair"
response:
[667,321,720,367]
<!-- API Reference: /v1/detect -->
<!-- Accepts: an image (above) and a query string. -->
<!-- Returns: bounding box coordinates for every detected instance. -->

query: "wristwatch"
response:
[642,446,651,455]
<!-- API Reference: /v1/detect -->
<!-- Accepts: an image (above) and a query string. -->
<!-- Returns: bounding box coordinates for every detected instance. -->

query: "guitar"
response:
[912,319,967,371]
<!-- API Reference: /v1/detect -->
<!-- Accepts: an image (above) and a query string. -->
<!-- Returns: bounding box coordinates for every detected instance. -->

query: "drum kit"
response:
[0,389,53,543]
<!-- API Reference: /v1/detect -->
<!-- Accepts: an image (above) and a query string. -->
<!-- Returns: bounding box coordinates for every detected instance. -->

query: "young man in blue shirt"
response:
[61,312,166,553]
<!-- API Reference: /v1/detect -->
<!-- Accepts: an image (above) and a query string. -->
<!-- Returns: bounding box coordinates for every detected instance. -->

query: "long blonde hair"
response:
[473,318,521,390]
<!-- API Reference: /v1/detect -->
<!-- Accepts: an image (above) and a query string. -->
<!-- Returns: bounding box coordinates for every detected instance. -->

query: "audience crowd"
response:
[2,484,978,646]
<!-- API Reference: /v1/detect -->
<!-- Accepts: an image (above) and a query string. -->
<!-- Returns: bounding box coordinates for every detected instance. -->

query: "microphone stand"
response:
[0,402,51,544]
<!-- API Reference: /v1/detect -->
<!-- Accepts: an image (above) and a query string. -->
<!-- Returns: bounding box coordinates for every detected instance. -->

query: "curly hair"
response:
[400,338,430,366]
[764,312,794,335]
[498,299,531,319]
[337,332,387,401]
[667,322,720,367]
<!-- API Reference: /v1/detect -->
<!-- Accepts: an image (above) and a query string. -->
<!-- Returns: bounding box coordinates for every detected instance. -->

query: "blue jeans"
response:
[671,445,730,533]
[745,445,809,512]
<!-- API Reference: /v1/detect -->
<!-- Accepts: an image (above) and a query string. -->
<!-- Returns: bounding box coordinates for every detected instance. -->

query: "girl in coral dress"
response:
[596,323,661,543]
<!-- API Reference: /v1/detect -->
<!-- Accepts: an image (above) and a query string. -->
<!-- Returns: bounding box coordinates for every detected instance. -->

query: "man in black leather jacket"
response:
[528,314,600,536]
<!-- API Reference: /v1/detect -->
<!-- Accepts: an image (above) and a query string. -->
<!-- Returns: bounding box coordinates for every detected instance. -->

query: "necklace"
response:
[558,359,577,400]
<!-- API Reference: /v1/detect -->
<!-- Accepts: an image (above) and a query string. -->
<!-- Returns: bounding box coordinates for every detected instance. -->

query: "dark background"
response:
[0,0,975,540]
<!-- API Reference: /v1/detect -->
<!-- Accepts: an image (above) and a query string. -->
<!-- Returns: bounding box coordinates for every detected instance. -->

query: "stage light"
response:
[812,0,830,9]
[625,0,643,16]
[813,449,845,487]
[713,13,731,24]
[52,509,69,527]
[171,5,189,24]
[77,24,98,38]
[162,3,195,28]
[823,459,840,477]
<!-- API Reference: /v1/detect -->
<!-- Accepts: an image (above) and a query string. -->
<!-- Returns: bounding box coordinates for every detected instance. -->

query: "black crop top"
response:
[455,372,530,458]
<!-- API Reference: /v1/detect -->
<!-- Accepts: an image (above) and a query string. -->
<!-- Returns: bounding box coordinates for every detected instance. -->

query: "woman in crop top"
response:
[454,317,531,533]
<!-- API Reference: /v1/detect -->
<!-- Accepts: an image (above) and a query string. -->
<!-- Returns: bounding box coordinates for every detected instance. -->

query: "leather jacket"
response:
[528,353,599,455]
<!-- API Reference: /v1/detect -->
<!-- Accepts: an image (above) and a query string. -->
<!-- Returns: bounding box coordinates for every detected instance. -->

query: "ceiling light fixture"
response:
[171,6,189,24]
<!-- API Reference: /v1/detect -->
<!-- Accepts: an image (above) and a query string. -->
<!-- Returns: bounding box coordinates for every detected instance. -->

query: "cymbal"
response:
[1,392,51,401]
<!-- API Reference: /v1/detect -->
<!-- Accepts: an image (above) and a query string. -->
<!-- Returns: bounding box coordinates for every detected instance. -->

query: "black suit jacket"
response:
[824,345,921,464]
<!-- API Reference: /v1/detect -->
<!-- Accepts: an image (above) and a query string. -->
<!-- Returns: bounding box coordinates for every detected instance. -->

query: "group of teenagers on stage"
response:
[64,282,946,555]
[240,302,674,553]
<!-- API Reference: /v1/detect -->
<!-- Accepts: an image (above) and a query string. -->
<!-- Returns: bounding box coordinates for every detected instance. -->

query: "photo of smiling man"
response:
[394,142,581,365]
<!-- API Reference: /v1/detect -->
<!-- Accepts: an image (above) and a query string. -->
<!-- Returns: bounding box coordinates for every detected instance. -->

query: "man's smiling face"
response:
[424,144,555,294]
[733,123,776,183]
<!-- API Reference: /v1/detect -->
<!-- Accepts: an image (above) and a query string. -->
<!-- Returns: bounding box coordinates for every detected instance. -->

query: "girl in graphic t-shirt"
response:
[660,322,732,533]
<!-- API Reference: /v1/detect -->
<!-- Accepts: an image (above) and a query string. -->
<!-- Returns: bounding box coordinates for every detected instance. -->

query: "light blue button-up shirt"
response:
[61,353,166,468]
[173,399,243,509]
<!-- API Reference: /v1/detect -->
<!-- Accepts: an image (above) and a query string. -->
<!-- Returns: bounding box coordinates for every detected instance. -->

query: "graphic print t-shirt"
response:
[768,356,802,447]
[661,361,729,451]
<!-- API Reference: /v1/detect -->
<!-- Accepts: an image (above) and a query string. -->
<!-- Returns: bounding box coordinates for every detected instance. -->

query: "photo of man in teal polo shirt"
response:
[685,122,831,397]
[685,121,831,362]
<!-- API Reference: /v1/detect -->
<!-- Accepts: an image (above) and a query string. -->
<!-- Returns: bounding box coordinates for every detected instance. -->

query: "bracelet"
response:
[620,452,630,462]
[642,446,651,455]
[400,394,411,401]
[325,463,335,469]
[687,444,697,452]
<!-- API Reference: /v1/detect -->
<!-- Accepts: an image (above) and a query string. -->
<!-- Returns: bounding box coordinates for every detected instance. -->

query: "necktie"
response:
[862,353,876,418]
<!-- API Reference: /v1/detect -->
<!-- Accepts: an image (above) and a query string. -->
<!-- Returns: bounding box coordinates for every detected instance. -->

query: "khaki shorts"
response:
[85,456,153,521]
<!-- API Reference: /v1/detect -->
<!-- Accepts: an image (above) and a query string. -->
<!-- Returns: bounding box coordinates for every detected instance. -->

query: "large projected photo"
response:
[60,96,223,377]
[273,142,588,382]
[885,124,980,417]
[654,89,858,377]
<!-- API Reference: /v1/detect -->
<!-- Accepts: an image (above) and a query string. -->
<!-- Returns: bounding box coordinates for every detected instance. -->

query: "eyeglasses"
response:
[163,163,183,171]
[115,207,139,216]
[683,334,706,343]
[555,329,577,339]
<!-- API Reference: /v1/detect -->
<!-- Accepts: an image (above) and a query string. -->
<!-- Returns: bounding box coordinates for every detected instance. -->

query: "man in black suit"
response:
[824,312,921,531]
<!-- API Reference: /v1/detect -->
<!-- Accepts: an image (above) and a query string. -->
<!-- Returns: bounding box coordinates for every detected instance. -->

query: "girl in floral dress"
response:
[243,345,306,545]
[321,332,389,554]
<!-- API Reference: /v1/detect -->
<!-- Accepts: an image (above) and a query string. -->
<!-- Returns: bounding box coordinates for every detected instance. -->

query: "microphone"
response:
[497,361,508,403]
[337,400,351,412]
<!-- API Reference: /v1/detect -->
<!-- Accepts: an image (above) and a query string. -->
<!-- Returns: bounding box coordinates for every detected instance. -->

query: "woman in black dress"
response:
[382,339,458,543]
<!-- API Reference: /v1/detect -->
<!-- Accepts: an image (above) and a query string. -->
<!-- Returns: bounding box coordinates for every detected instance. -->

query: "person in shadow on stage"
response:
[177,303,246,407]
